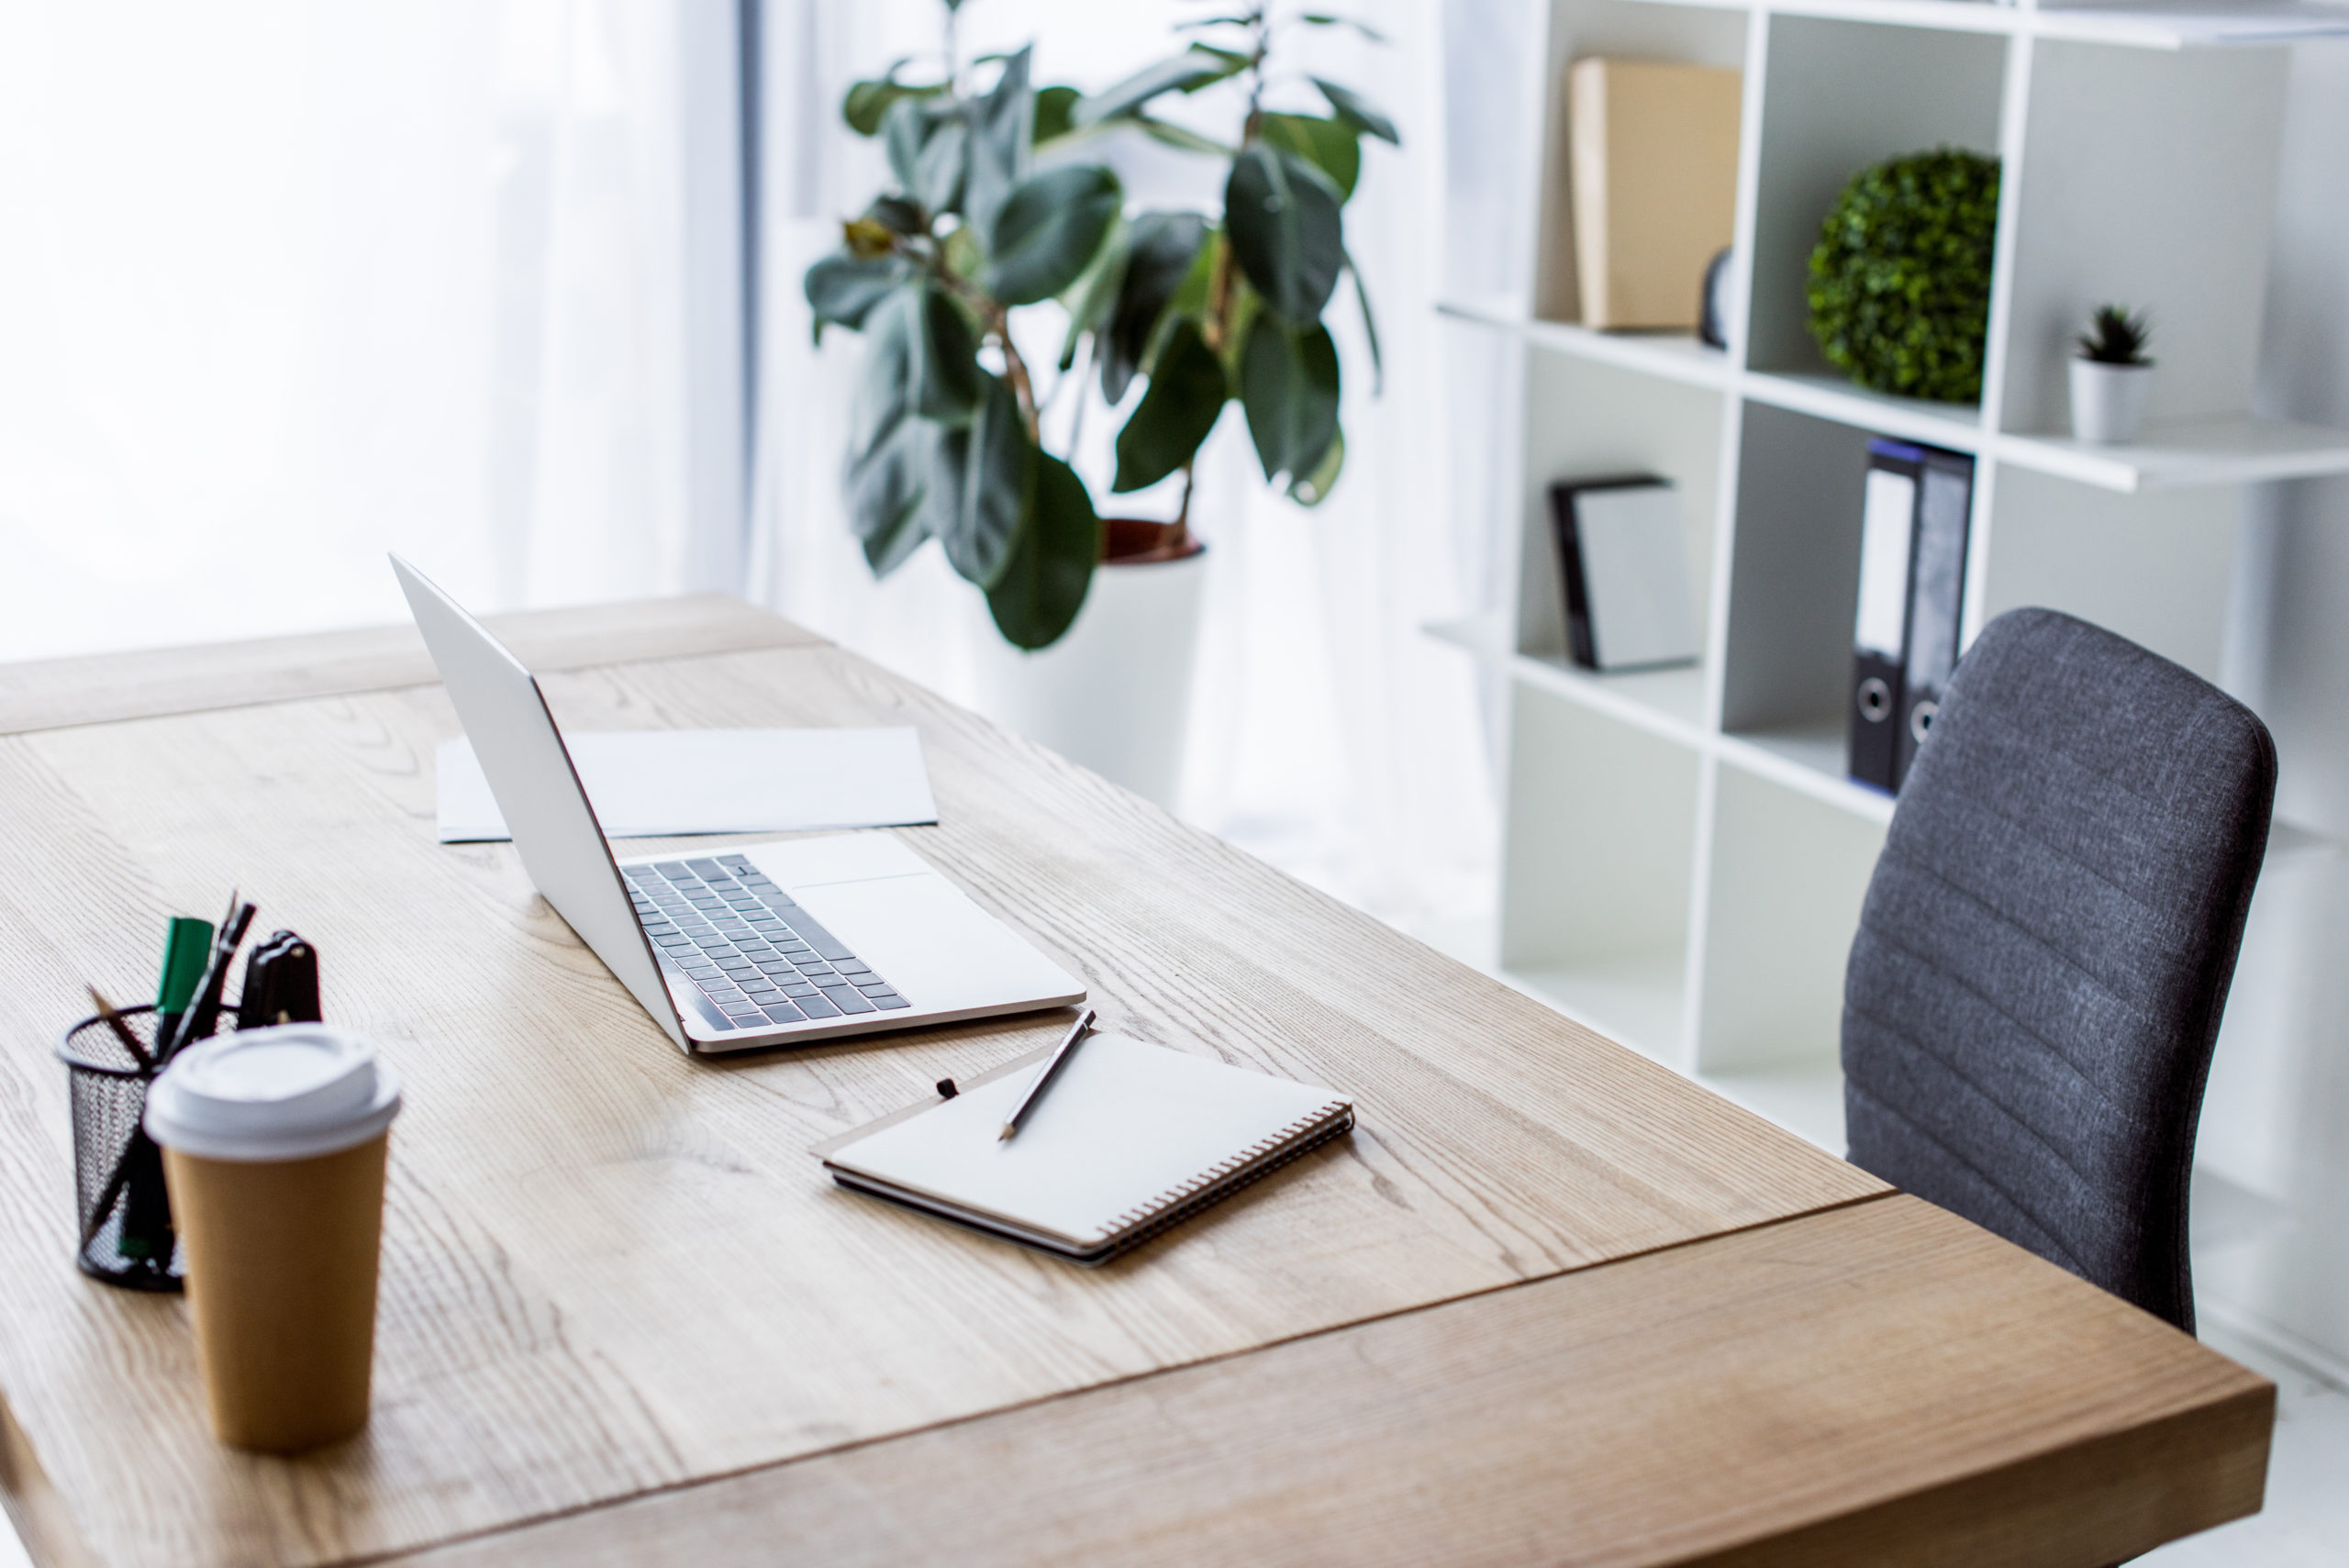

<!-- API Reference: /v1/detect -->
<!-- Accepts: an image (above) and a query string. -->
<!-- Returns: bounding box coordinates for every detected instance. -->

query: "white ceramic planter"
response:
[968,525,1208,811]
[2069,358,2154,444]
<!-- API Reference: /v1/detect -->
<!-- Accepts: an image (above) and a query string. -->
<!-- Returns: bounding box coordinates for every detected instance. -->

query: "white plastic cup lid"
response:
[145,1025,402,1162]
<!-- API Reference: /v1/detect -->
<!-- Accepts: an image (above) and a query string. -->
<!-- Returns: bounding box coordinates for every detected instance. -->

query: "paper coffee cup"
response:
[146,1026,401,1452]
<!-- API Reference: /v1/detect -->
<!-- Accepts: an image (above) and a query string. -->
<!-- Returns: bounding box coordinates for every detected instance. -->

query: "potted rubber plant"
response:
[805,36,1121,652]
[808,4,1395,806]
[2069,304,2154,444]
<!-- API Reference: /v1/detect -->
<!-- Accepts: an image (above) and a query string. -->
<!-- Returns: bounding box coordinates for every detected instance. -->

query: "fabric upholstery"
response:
[1842,608,2276,1331]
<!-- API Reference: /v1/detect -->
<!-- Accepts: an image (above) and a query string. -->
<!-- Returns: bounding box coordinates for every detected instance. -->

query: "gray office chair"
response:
[1842,607,2276,1332]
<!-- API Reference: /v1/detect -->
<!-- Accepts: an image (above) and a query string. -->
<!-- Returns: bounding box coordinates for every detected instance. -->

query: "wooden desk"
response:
[0,599,2270,1568]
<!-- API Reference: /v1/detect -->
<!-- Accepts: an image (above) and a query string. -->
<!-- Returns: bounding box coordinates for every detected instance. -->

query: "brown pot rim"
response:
[1100,516,1206,567]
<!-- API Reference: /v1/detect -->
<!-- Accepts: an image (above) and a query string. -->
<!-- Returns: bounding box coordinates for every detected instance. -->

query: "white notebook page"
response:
[827,1034,1348,1250]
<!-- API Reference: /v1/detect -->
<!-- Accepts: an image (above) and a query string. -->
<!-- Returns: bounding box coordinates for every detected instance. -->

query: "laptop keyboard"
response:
[624,853,907,1029]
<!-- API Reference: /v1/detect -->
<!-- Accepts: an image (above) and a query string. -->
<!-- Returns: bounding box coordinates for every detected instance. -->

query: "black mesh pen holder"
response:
[55,1005,184,1292]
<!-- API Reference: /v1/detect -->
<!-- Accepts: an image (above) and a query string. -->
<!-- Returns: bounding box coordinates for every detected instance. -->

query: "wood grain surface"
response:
[385,1197,2275,1568]
[0,607,2266,1568]
[0,594,818,736]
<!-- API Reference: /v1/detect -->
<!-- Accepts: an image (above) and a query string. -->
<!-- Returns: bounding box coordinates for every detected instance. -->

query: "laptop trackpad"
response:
[791,874,1078,1012]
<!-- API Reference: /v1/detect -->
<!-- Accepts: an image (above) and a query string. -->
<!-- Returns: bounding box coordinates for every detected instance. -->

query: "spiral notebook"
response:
[818,1033,1354,1265]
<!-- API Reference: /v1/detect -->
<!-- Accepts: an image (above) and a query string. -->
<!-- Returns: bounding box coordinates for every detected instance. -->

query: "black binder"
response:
[1893,449,1975,785]
[1848,440,1921,793]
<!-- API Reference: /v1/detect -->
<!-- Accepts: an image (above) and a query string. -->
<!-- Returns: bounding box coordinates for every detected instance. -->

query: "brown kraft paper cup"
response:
[162,1133,388,1452]
[145,1024,402,1454]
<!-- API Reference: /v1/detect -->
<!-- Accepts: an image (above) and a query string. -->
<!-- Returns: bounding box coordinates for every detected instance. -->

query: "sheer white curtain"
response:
[752,0,1505,938]
[0,0,718,662]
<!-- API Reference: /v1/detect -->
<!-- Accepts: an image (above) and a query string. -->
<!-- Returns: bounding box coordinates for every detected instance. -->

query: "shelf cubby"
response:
[1718,402,1871,740]
[1694,765,1887,1074]
[1497,684,1701,1066]
[1975,464,2243,683]
[1995,40,2288,439]
[1744,14,2007,379]
[1512,352,1728,677]
[1527,1,1752,328]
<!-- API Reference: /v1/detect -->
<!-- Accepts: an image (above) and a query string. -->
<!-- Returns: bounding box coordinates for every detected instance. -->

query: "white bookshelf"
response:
[1628,0,2349,49]
[1437,0,2349,1153]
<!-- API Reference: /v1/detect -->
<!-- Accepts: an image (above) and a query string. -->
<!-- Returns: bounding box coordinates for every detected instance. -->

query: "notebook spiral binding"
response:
[1101,1101,1355,1256]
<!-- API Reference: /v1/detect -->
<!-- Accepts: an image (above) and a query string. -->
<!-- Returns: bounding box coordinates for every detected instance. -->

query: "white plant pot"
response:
[968,529,1208,811]
[2069,358,2154,444]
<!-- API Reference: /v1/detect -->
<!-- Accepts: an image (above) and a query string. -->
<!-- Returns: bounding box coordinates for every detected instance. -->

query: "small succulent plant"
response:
[2076,304,2153,366]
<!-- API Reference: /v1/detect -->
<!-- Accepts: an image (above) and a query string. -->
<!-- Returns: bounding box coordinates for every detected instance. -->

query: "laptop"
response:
[391,556,1087,1053]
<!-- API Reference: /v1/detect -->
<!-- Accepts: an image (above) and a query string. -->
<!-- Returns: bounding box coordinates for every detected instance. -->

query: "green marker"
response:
[153,916,213,1051]
[116,915,211,1264]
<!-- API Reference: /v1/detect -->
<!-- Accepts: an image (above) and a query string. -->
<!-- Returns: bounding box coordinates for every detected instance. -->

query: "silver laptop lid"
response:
[389,556,687,1049]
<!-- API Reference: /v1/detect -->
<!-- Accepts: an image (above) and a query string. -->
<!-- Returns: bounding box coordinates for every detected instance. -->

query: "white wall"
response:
[2188,39,2349,1377]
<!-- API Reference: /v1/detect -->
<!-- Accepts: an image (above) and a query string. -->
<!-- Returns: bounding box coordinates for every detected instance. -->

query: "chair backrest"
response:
[1842,608,2275,1330]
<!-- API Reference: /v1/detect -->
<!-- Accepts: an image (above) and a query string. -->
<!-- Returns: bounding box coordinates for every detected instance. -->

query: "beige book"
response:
[1569,58,1742,331]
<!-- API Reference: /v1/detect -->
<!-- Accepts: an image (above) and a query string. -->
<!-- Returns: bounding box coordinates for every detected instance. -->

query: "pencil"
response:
[84,985,152,1071]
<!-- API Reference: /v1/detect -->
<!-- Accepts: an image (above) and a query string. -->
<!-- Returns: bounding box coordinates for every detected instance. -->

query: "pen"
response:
[169,899,256,1060]
[116,912,216,1261]
[998,1007,1096,1142]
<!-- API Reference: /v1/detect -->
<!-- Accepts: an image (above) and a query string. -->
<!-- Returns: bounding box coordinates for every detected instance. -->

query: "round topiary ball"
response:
[1807,149,2000,404]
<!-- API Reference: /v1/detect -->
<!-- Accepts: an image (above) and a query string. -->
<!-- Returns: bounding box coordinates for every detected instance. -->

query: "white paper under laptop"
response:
[436,728,938,842]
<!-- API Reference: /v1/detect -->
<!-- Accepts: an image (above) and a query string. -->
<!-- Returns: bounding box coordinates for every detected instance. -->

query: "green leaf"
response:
[1213,269,1262,384]
[1259,112,1360,201]
[908,284,982,425]
[1059,217,1129,371]
[1138,231,1221,384]
[987,452,1102,650]
[1032,83,1080,146]
[1186,45,1252,72]
[848,418,936,575]
[843,73,945,138]
[913,115,968,217]
[863,195,926,236]
[880,96,940,193]
[941,222,982,282]
[983,164,1122,306]
[1310,78,1399,145]
[1239,318,1340,484]
[882,96,928,193]
[805,252,909,338]
[963,45,1032,241]
[1074,48,1249,128]
[1288,427,1345,506]
[1346,251,1382,394]
[1225,146,1345,326]
[1174,13,1255,29]
[1113,318,1227,492]
[1130,116,1235,157]
[915,424,965,554]
[847,288,918,462]
[1100,211,1209,405]
[937,376,1034,588]
[1299,14,1389,43]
